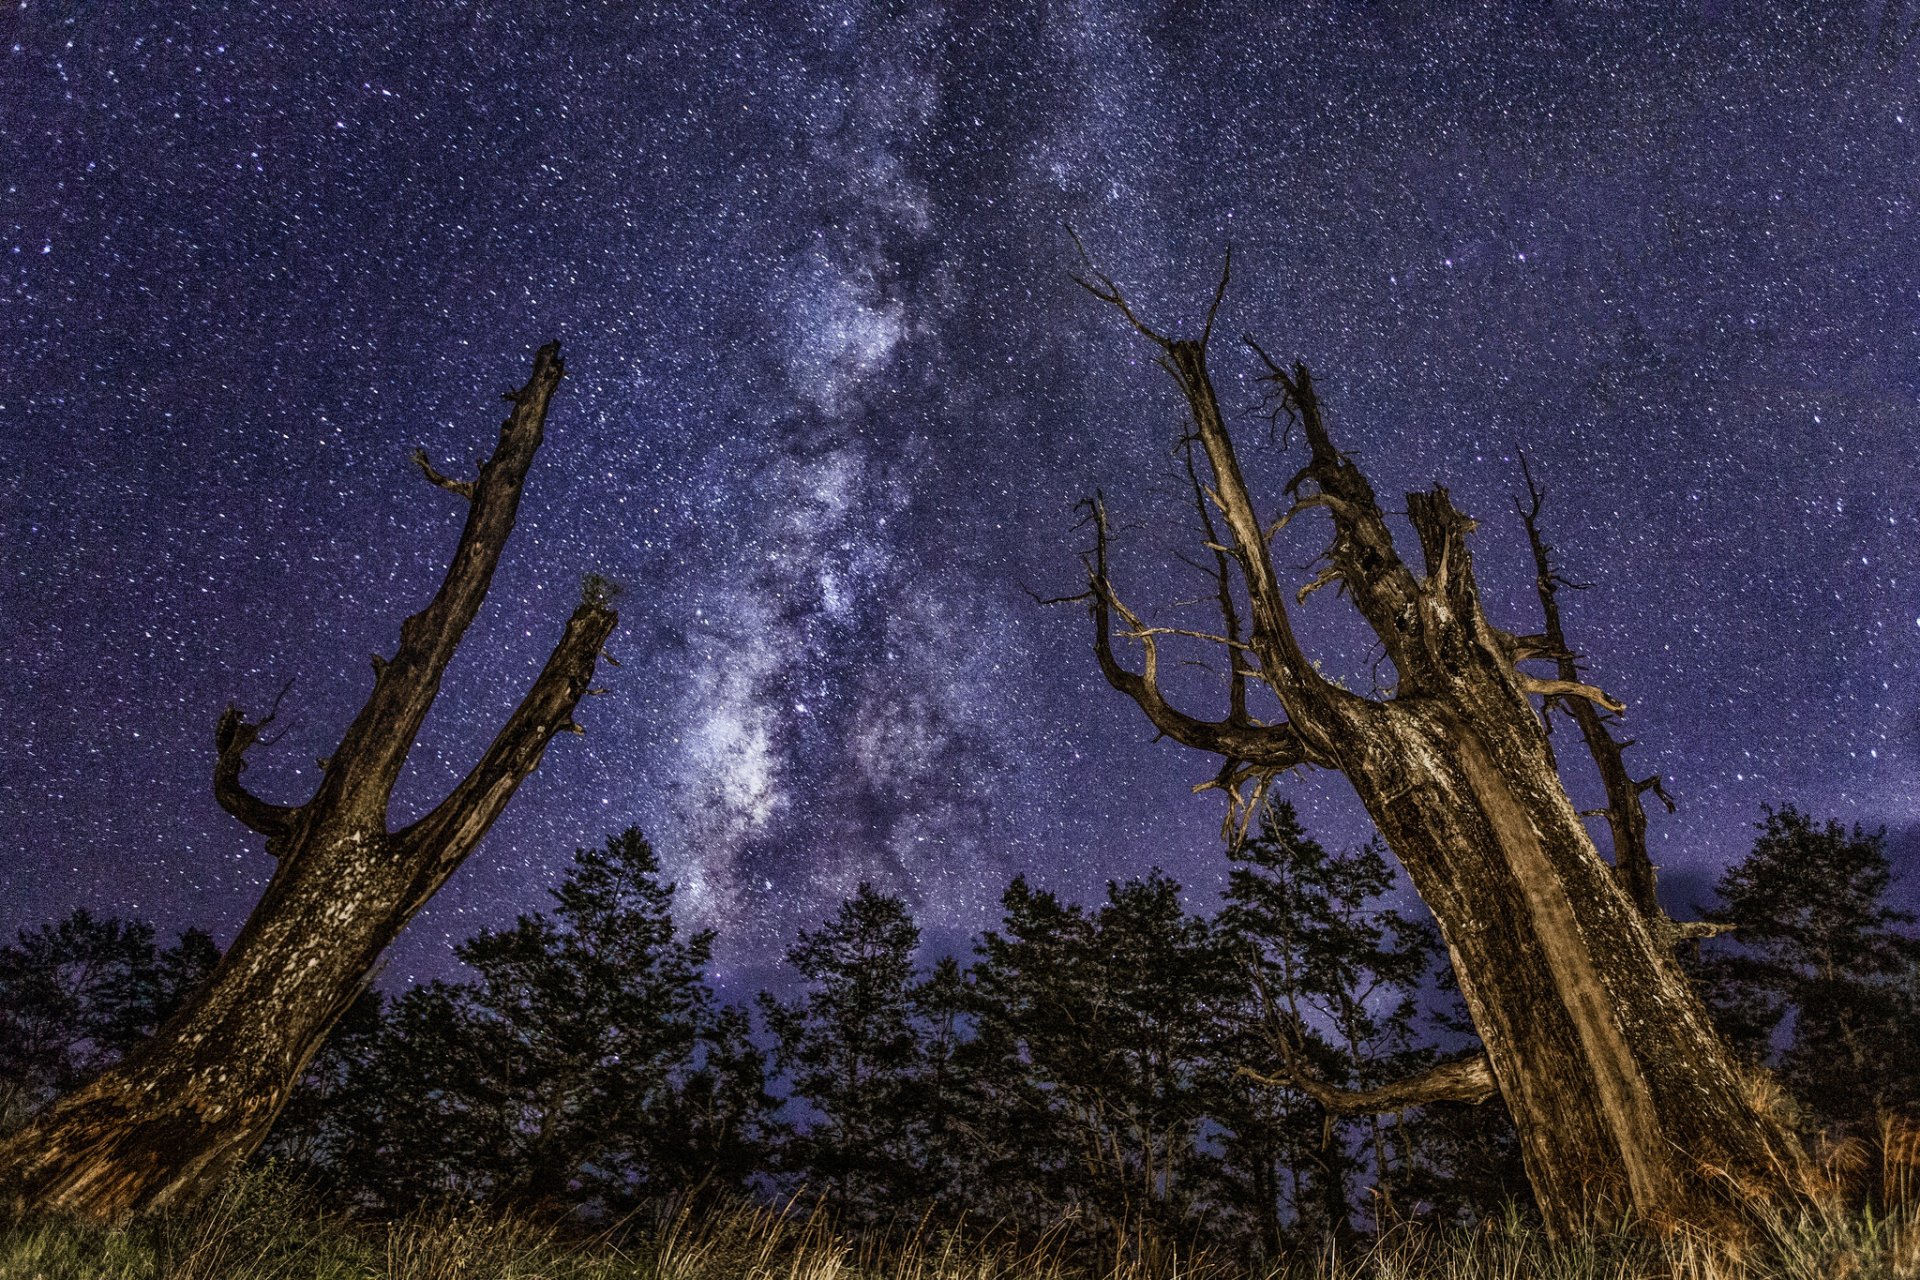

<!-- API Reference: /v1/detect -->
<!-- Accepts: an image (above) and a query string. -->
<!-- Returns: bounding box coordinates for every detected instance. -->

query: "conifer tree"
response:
[316,829,755,1215]
[965,873,1225,1263]
[761,882,925,1221]
[956,877,1092,1231]
[1211,804,1437,1242]
[908,955,978,1210]
[1695,807,1920,1132]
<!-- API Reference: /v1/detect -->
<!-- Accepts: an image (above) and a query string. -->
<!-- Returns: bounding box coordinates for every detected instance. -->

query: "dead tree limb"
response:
[1512,452,1670,921]
[0,341,617,1222]
[1237,1054,1499,1115]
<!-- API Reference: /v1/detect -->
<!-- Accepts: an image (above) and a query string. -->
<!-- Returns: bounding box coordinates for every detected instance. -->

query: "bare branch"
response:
[396,596,618,877]
[1237,1053,1499,1114]
[1665,919,1736,944]
[1087,495,1327,770]
[1120,623,1259,653]
[410,448,476,501]
[1179,432,1252,723]
[1517,674,1627,715]
[1243,960,1498,1112]
[1295,561,1343,607]
[1512,449,1668,921]
[1200,245,1232,349]
[1639,774,1677,814]
[1491,628,1570,664]
[1242,341,1435,684]
[213,688,305,855]
[1066,225,1174,349]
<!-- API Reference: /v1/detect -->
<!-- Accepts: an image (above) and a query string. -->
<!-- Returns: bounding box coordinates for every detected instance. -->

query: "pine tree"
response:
[1211,804,1436,1243]
[964,872,1225,1263]
[1695,807,1920,1132]
[760,882,924,1223]
[907,955,976,1210]
[643,1001,783,1209]
[956,876,1091,1232]
[317,829,755,1216]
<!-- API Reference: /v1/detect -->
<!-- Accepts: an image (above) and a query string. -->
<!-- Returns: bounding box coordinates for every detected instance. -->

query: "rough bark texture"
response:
[1071,252,1806,1236]
[0,342,617,1222]
[1239,1054,1499,1114]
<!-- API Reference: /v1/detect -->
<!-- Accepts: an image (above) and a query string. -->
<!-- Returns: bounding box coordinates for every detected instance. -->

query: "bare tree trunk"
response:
[0,343,617,1222]
[1069,247,1806,1236]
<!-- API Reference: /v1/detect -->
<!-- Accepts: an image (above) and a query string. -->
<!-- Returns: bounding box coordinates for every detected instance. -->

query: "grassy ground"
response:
[2,1165,1917,1280]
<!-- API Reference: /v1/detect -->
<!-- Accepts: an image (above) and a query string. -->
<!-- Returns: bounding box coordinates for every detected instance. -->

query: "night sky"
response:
[4,3,1916,988]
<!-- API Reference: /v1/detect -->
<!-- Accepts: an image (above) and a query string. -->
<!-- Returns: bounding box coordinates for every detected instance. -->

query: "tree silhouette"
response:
[0,913,215,1135]
[308,829,752,1216]
[762,882,925,1222]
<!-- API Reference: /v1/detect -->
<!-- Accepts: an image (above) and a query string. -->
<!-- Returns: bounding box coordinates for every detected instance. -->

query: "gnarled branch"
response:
[1087,495,1327,771]
[324,342,569,817]
[213,697,304,854]
[1067,239,1341,720]
[1244,343,1431,683]
[1513,451,1667,920]
[1180,429,1252,724]
[411,448,476,501]
[1517,674,1627,715]
[1664,918,1736,944]
[1490,628,1569,664]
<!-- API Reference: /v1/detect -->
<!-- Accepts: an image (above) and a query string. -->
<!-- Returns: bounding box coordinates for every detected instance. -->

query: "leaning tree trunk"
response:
[0,342,617,1222]
[1068,248,1807,1236]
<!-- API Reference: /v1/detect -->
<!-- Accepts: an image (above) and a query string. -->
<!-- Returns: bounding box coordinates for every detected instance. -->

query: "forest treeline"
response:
[2,805,1914,1268]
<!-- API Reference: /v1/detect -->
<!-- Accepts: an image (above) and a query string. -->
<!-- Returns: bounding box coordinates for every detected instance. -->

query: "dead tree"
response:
[0,342,618,1222]
[1069,250,1806,1236]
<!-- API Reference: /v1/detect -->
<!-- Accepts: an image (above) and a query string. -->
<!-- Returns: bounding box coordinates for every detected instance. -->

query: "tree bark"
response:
[1069,249,1807,1236]
[0,342,617,1222]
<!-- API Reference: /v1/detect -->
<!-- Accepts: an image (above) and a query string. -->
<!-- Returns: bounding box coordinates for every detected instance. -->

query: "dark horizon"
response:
[3,4,1915,985]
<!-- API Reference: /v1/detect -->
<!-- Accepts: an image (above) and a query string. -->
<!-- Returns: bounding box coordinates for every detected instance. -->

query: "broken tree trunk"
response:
[1070,248,1806,1236]
[0,342,617,1222]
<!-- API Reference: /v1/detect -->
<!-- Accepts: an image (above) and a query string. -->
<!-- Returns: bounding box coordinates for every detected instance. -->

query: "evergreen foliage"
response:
[760,881,927,1222]
[273,828,774,1215]
[1694,806,1920,1133]
[10,803,1904,1260]
[964,871,1228,1257]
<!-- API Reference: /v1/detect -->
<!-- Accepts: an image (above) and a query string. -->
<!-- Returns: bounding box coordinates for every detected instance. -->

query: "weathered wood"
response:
[1238,1053,1499,1114]
[0,343,617,1222]
[1512,455,1674,922]
[1070,252,1807,1237]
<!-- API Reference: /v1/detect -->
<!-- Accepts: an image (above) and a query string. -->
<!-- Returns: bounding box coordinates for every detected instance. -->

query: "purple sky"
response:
[3,3,1916,986]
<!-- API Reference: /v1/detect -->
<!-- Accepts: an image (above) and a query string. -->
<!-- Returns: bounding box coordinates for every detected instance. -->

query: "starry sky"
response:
[3,2,1916,987]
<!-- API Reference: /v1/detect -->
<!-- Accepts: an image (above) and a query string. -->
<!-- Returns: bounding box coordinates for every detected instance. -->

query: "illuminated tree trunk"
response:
[1070,247,1806,1235]
[0,343,617,1222]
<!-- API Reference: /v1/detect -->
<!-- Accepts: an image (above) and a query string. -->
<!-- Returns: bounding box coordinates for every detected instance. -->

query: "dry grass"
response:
[4,1126,1920,1280]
